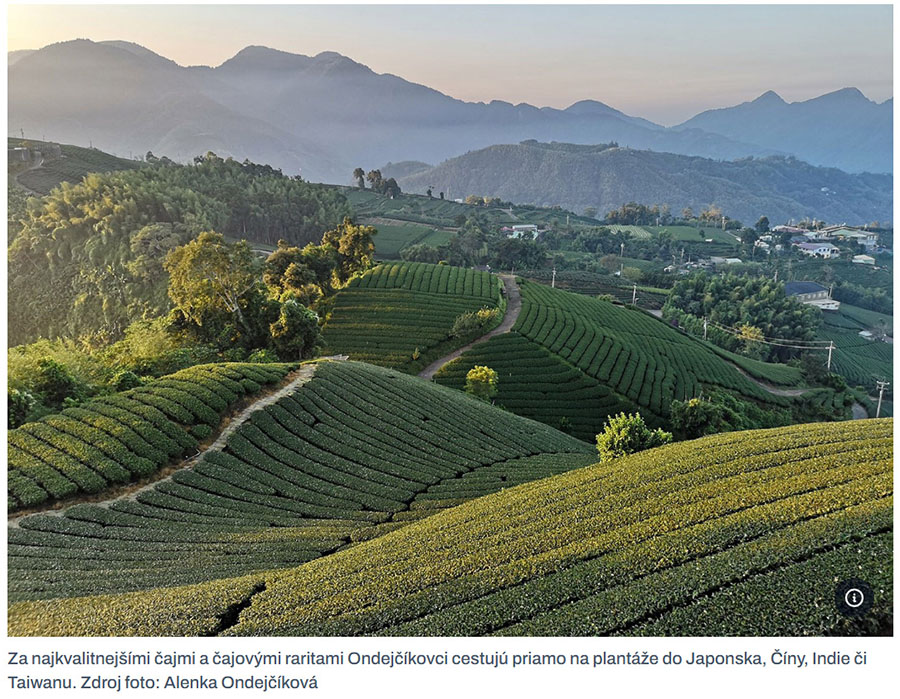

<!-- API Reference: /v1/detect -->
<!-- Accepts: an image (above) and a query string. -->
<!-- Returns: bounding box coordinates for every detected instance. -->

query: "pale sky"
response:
[7,3,894,125]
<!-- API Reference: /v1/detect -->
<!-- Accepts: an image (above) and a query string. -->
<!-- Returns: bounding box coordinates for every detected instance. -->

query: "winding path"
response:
[418,274,521,380]
[8,357,347,524]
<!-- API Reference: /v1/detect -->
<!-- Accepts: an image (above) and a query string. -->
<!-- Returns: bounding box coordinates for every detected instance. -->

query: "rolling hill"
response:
[398,141,893,225]
[435,279,797,439]
[8,359,593,608]
[322,262,504,373]
[8,137,140,195]
[9,419,891,636]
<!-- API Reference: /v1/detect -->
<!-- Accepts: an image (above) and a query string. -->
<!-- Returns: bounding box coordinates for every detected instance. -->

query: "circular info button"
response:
[835,578,874,618]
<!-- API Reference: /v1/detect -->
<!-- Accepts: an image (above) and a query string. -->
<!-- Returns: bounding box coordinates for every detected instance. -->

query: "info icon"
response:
[835,578,874,618]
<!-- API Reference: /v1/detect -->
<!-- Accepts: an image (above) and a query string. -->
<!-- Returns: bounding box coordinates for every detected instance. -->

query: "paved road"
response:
[418,274,522,380]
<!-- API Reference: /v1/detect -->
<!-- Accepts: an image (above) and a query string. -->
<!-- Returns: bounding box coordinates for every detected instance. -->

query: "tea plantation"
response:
[9,419,890,636]
[7,363,295,512]
[323,262,503,371]
[7,360,593,607]
[436,281,790,437]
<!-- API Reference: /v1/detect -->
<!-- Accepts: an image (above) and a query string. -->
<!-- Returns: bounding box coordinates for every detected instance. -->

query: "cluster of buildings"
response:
[770,224,881,262]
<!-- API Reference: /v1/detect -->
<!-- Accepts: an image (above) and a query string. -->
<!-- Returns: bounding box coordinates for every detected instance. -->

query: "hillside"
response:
[7,156,350,346]
[8,138,140,195]
[8,359,593,609]
[436,280,794,439]
[678,89,893,175]
[7,363,296,512]
[9,419,891,636]
[399,141,892,225]
[322,262,504,372]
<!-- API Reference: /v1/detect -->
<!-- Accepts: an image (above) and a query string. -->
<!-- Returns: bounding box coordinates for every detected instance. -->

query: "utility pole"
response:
[620,242,625,258]
[722,216,726,231]
[826,341,834,371]
[631,284,637,305]
[703,317,708,340]
[876,380,890,418]
[551,267,556,288]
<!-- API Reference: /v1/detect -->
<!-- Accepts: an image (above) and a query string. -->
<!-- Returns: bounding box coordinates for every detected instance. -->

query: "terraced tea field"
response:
[437,281,788,435]
[323,262,503,372]
[7,363,295,512]
[8,360,593,607]
[10,420,890,636]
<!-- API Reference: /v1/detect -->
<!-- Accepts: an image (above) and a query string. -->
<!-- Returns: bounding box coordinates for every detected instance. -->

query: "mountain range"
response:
[8,39,892,183]
[397,141,892,225]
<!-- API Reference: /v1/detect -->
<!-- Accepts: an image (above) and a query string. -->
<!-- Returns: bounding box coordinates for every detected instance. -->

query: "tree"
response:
[321,217,377,285]
[382,177,401,199]
[465,365,499,402]
[365,169,383,192]
[439,192,445,200]
[670,397,723,439]
[740,228,759,246]
[583,206,598,219]
[682,207,694,222]
[595,412,672,461]
[164,231,261,336]
[269,299,322,360]
[426,187,433,198]
[755,216,770,233]
[353,168,365,189]
[34,358,84,410]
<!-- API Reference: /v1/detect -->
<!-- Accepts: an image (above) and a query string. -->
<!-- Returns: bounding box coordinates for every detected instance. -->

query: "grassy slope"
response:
[10,419,891,636]
[818,303,893,387]
[322,262,504,373]
[9,138,139,195]
[7,363,295,512]
[436,281,789,437]
[8,360,592,609]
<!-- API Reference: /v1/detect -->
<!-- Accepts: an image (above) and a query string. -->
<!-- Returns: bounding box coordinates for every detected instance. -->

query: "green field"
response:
[521,269,669,309]
[819,303,893,387]
[644,225,739,244]
[435,282,799,438]
[11,419,890,636]
[8,360,593,616]
[364,219,455,258]
[7,363,295,513]
[323,262,503,372]
[9,138,139,195]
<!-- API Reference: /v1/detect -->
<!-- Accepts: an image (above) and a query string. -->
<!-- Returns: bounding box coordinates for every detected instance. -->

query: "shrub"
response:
[112,370,143,392]
[595,412,671,461]
[451,307,500,337]
[8,389,35,428]
[465,365,499,403]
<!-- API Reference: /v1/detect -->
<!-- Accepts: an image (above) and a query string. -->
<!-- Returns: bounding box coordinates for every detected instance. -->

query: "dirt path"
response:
[418,274,521,380]
[13,155,43,195]
[8,358,347,525]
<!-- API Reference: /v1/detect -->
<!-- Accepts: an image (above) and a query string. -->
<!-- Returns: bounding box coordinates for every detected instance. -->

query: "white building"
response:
[796,242,840,259]
[852,254,876,265]
[785,281,840,311]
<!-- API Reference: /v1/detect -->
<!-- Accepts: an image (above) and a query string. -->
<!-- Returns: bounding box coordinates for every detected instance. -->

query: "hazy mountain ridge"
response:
[398,142,892,225]
[678,88,892,174]
[8,40,891,182]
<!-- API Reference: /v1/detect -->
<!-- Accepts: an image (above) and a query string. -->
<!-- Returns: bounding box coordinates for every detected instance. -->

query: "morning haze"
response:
[7,3,892,125]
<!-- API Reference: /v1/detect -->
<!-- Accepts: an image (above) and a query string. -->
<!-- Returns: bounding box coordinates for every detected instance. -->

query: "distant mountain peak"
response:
[811,87,870,104]
[752,90,785,105]
[217,45,312,71]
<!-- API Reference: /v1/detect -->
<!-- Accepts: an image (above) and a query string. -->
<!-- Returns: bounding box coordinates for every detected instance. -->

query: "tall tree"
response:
[164,231,260,335]
[353,167,366,189]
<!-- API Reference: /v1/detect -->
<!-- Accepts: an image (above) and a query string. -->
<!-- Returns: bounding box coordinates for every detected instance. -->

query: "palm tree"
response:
[353,168,365,189]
